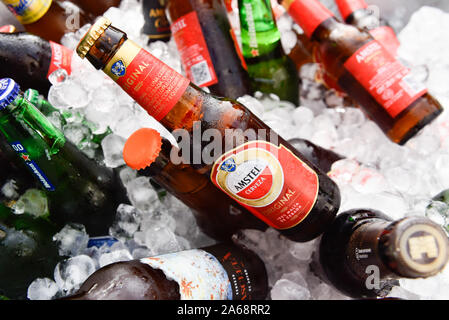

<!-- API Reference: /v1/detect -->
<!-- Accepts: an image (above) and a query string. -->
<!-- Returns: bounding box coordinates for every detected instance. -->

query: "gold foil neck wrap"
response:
[76,16,112,59]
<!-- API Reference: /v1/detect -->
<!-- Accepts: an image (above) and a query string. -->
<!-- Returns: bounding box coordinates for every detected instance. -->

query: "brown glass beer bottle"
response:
[123,128,268,241]
[335,0,400,56]
[61,242,268,300]
[76,17,341,242]
[1,0,91,42]
[141,0,171,44]
[279,0,443,145]
[166,0,252,100]
[315,208,449,298]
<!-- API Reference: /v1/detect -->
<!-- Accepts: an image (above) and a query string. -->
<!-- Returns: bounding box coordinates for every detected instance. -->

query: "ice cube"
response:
[101,134,127,168]
[270,279,311,300]
[109,204,143,241]
[12,189,49,218]
[53,223,89,257]
[125,177,159,213]
[27,278,59,301]
[53,255,96,294]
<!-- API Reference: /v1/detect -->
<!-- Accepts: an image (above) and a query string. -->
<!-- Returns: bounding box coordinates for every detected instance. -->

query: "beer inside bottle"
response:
[62,242,268,300]
[238,0,300,105]
[123,128,268,241]
[2,0,92,42]
[316,209,449,298]
[76,17,341,242]
[279,0,443,145]
[0,78,127,235]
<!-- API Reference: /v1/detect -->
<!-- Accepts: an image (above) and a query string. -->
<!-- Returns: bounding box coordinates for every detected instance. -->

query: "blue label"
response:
[111,60,126,77]
[10,142,55,191]
[87,236,119,249]
[220,158,236,172]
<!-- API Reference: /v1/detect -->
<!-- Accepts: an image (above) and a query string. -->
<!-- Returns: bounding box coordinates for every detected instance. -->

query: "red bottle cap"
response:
[335,0,368,21]
[0,25,16,33]
[123,128,163,171]
[285,0,335,38]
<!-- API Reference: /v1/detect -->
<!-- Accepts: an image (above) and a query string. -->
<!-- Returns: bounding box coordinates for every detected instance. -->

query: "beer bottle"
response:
[76,17,341,243]
[0,203,63,300]
[142,0,171,44]
[0,78,128,236]
[61,242,268,300]
[123,128,268,241]
[61,0,121,17]
[315,208,449,298]
[1,0,91,42]
[238,0,300,105]
[166,0,252,100]
[278,0,443,145]
[335,0,400,56]
[0,32,74,96]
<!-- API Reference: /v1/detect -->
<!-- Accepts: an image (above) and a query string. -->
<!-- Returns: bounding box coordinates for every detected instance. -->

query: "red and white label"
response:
[171,11,218,88]
[344,40,427,118]
[368,26,400,57]
[287,0,334,38]
[211,141,319,230]
[47,41,73,78]
[104,40,190,121]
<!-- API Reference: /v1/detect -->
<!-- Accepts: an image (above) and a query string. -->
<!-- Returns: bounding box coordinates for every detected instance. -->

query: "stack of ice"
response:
[24,0,449,300]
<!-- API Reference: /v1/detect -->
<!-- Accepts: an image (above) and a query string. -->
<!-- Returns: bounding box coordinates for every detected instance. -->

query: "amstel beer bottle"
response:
[238,0,300,105]
[315,208,449,298]
[0,32,74,95]
[335,0,400,56]
[123,128,268,241]
[61,242,268,300]
[1,0,91,42]
[142,0,171,43]
[278,0,443,145]
[166,0,252,100]
[0,78,128,236]
[76,17,341,242]
[0,203,63,300]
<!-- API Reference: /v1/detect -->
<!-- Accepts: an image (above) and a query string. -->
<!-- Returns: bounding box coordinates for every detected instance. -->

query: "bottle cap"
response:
[123,128,163,171]
[283,0,335,38]
[0,78,20,110]
[77,16,112,59]
[335,0,368,21]
[382,217,449,278]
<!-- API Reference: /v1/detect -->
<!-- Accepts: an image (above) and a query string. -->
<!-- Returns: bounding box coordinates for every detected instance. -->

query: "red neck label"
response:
[104,40,190,121]
[287,0,335,38]
[336,0,368,21]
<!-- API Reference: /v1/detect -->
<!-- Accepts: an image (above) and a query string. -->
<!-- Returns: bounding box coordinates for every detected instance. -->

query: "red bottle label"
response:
[211,141,319,230]
[47,41,73,78]
[369,26,400,57]
[344,40,427,118]
[104,40,190,121]
[171,11,218,88]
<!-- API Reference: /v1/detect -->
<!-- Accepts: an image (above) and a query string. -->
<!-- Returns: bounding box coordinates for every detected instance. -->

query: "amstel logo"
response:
[212,142,285,208]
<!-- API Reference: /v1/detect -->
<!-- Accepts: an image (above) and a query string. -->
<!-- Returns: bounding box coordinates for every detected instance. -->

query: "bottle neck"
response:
[282,0,335,38]
[335,0,368,22]
[5,95,66,155]
[239,0,282,58]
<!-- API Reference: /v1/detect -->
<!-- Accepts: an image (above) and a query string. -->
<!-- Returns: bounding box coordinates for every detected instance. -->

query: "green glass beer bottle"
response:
[238,0,300,105]
[0,202,63,300]
[0,78,128,236]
